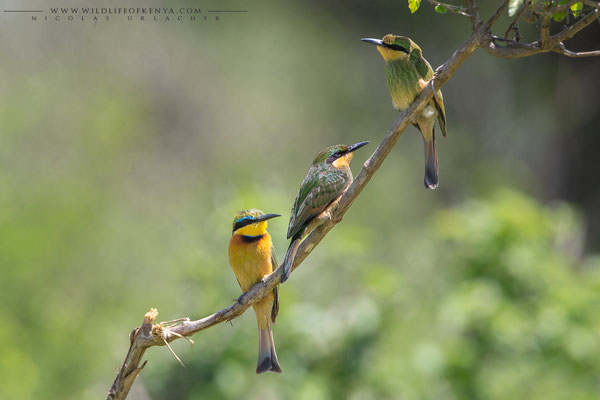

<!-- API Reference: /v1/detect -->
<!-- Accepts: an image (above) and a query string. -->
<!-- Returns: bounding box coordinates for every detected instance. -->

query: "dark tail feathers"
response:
[423,135,439,189]
[256,327,282,374]
[281,236,301,283]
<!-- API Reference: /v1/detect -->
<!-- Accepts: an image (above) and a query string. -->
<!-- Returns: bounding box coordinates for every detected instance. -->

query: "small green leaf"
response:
[408,0,421,13]
[508,0,524,17]
[435,4,447,13]
[553,10,567,22]
[570,2,583,17]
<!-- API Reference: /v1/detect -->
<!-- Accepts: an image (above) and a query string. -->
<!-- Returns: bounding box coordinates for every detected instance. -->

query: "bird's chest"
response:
[229,235,273,291]
[385,60,422,111]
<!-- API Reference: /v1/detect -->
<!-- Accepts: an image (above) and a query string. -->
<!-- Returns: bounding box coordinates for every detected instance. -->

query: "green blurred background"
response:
[1,1,599,399]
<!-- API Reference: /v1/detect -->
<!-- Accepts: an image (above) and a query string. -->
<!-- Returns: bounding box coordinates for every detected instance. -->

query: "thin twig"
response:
[559,49,600,56]
[163,337,187,369]
[554,42,600,56]
[485,0,510,30]
[505,0,529,38]
[466,0,482,28]
[486,6,600,58]
[552,8,600,42]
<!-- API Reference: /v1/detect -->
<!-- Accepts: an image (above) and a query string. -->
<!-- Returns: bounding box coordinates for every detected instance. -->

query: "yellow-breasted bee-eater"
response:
[281,141,369,282]
[228,209,282,374]
[362,34,447,189]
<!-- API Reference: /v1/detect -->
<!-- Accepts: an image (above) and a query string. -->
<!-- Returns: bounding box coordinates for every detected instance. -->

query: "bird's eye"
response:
[389,44,408,53]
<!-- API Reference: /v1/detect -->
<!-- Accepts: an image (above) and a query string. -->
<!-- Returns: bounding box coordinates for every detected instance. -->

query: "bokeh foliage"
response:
[0,0,598,399]
[145,190,600,400]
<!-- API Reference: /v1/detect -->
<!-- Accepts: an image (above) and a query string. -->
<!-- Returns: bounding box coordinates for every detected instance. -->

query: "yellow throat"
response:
[332,152,353,169]
[376,46,408,62]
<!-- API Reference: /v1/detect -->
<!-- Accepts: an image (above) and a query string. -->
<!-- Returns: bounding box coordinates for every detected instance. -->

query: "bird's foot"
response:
[279,262,292,283]
[316,210,333,223]
[321,197,343,222]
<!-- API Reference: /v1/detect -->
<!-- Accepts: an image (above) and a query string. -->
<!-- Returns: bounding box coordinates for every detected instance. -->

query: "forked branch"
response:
[485,5,600,59]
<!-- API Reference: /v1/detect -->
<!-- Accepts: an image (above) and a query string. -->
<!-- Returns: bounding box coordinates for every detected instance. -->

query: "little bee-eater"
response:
[281,141,369,283]
[228,209,282,374]
[362,34,447,189]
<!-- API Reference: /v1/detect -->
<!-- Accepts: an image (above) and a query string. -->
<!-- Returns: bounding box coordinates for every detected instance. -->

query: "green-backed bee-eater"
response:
[228,209,282,374]
[362,34,447,189]
[281,141,369,283]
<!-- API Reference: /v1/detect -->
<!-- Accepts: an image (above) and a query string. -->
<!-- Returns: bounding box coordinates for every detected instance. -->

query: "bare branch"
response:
[582,0,600,7]
[505,0,529,39]
[486,37,544,58]
[484,6,600,59]
[107,309,157,400]
[426,0,472,17]
[552,8,600,42]
[466,0,482,28]
[541,15,552,48]
[484,0,510,30]
[559,49,600,57]
[554,41,600,56]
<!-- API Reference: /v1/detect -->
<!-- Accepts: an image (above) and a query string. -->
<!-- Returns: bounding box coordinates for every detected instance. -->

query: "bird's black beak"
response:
[347,141,370,153]
[254,213,281,223]
[361,38,383,46]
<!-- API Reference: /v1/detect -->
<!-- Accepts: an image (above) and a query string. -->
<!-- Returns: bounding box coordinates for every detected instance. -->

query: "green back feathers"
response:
[287,166,352,239]
[409,47,433,80]
[287,146,354,239]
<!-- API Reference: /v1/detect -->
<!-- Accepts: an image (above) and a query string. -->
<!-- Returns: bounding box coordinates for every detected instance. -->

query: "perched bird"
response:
[281,141,369,283]
[361,34,447,189]
[228,209,282,374]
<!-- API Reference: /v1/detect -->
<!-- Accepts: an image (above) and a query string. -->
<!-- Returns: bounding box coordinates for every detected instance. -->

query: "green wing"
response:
[411,48,447,137]
[287,168,350,239]
[434,90,447,137]
[410,48,432,80]
[270,247,279,323]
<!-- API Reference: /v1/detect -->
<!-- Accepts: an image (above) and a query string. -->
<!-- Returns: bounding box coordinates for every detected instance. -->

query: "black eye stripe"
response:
[388,44,409,53]
[326,151,345,163]
[233,218,255,232]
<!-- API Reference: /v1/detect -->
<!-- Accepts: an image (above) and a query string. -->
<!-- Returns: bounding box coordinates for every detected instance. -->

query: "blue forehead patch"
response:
[235,216,254,224]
